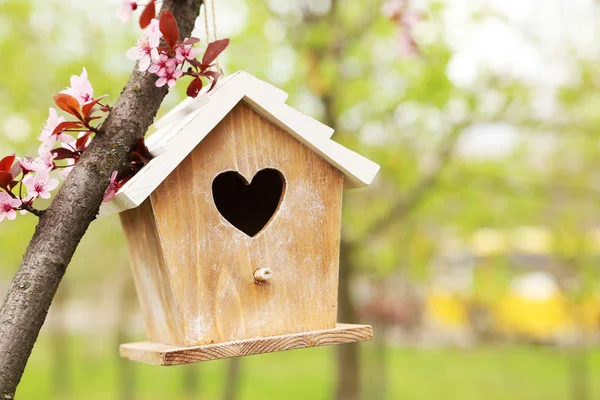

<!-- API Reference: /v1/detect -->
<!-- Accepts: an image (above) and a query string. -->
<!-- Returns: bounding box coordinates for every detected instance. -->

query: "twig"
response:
[4,189,46,218]
[361,122,468,241]
[20,204,46,218]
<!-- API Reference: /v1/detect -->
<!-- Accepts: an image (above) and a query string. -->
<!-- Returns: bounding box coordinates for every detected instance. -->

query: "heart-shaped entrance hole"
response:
[212,168,286,237]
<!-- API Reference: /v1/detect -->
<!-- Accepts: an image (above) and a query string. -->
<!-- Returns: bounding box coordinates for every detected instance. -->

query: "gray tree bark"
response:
[335,238,361,400]
[224,358,242,400]
[0,1,203,397]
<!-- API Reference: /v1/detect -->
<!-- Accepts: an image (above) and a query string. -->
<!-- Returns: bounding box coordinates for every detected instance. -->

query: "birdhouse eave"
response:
[99,71,379,218]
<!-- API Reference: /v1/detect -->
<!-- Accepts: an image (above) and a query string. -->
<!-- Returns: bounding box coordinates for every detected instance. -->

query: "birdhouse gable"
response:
[100,71,380,218]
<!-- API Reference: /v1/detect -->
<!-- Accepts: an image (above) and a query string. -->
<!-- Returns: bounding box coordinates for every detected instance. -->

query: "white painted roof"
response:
[100,71,380,217]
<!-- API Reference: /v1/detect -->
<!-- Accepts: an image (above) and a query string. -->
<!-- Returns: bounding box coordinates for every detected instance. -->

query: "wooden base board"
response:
[120,323,372,366]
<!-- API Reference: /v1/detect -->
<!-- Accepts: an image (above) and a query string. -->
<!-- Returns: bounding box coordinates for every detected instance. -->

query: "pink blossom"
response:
[175,44,203,62]
[103,171,120,202]
[0,192,21,222]
[22,170,59,200]
[38,108,67,145]
[127,38,160,72]
[155,68,183,88]
[18,157,40,174]
[36,143,57,172]
[17,143,57,175]
[382,0,403,19]
[145,19,163,48]
[394,28,419,57]
[149,54,177,76]
[117,0,138,23]
[61,67,94,105]
[401,10,422,28]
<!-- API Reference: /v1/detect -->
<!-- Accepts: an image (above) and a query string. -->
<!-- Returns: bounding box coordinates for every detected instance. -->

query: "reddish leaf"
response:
[51,148,77,161]
[0,154,16,172]
[0,172,13,190]
[186,78,203,98]
[121,174,133,186]
[130,139,151,164]
[202,39,230,66]
[52,121,83,136]
[8,180,19,191]
[187,58,202,70]
[129,152,143,165]
[10,162,21,179]
[139,0,156,29]
[53,94,82,120]
[75,132,92,150]
[181,37,201,46]
[82,95,108,119]
[159,10,179,49]
[199,70,220,91]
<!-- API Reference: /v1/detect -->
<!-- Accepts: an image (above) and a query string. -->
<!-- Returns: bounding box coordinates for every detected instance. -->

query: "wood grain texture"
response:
[148,101,345,346]
[120,199,184,345]
[120,323,372,366]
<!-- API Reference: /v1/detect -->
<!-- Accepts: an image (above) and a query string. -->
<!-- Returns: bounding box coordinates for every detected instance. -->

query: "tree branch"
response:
[362,123,466,241]
[0,1,203,397]
[19,204,46,218]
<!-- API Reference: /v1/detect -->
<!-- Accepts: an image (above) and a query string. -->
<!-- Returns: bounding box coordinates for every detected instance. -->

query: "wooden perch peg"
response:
[253,268,272,282]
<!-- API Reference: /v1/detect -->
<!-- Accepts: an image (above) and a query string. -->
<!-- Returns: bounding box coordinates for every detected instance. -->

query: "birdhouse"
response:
[101,71,380,365]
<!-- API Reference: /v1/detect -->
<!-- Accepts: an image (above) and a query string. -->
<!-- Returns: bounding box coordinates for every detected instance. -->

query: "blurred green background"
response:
[2,0,600,399]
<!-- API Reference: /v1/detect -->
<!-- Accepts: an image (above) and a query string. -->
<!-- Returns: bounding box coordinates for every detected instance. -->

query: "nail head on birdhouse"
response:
[254,268,272,282]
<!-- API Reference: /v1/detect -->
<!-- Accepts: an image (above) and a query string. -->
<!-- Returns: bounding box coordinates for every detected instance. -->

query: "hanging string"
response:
[211,0,218,41]
[203,0,224,75]
[203,0,211,45]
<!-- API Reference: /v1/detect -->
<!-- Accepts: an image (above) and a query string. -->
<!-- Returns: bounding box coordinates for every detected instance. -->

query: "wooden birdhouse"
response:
[101,71,380,365]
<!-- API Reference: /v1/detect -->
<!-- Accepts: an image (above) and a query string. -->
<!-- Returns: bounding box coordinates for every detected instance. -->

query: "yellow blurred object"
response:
[587,228,600,252]
[512,226,552,254]
[426,289,469,328]
[495,273,572,340]
[471,228,507,257]
[580,296,600,333]
[496,293,572,339]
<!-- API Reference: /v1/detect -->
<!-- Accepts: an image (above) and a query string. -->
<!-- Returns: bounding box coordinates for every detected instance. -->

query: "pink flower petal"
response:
[6,209,16,221]
[47,179,59,191]
[126,47,144,60]
[138,56,151,72]
[117,0,135,23]
[155,77,167,87]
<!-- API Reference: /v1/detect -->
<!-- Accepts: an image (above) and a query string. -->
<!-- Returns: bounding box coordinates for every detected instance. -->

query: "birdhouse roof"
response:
[100,71,380,217]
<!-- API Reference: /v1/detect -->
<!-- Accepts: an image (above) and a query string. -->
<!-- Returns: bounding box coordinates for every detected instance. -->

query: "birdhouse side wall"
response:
[150,101,344,346]
[120,199,185,345]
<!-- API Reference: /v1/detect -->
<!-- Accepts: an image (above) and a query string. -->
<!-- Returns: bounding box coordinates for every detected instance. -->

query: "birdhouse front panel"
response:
[122,101,344,347]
